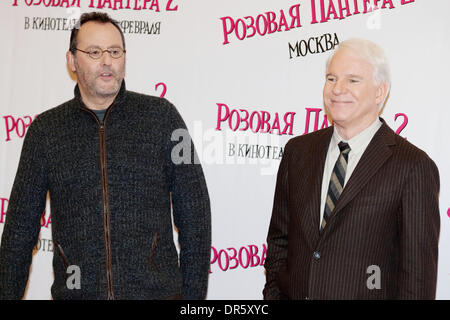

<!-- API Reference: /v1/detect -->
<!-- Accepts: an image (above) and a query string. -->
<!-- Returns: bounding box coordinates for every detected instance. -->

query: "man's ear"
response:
[375,82,388,106]
[66,50,76,73]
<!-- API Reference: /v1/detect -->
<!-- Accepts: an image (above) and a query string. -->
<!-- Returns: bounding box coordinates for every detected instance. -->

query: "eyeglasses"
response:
[75,47,126,59]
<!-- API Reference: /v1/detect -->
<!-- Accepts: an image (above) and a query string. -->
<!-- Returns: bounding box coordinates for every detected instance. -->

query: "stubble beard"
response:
[74,59,125,99]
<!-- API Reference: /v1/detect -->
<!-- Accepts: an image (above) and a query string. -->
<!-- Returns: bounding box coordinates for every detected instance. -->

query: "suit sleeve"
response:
[397,154,440,299]
[164,99,211,300]
[0,118,48,299]
[263,139,292,300]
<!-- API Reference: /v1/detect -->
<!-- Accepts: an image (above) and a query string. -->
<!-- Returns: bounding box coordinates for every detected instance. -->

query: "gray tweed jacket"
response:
[0,80,211,300]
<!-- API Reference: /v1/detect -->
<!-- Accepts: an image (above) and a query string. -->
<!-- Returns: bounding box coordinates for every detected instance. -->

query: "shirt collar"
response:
[331,118,383,155]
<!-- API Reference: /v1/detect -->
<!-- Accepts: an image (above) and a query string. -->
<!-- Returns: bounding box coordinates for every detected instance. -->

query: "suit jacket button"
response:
[313,251,321,260]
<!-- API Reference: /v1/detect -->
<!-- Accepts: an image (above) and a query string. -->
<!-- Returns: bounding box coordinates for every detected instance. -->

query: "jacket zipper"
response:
[81,106,115,300]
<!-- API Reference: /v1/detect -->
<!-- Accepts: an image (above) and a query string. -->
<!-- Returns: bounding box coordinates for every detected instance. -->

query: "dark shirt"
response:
[92,108,107,124]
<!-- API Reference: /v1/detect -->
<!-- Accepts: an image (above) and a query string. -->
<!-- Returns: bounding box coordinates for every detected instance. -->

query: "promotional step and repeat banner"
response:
[0,0,449,299]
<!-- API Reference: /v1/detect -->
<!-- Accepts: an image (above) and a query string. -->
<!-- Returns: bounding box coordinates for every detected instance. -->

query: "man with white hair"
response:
[264,38,440,299]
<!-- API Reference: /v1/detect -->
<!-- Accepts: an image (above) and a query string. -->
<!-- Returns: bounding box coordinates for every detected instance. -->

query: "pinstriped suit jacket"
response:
[263,119,440,300]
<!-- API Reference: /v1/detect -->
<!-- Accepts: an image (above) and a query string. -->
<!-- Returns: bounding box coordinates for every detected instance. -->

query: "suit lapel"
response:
[291,127,332,246]
[323,121,396,233]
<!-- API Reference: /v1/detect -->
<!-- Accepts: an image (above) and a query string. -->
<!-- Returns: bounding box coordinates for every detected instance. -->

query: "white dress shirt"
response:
[319,118,383,228]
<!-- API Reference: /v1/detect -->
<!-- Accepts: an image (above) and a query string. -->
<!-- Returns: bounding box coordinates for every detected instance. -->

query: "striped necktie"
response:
[321,141,351,231]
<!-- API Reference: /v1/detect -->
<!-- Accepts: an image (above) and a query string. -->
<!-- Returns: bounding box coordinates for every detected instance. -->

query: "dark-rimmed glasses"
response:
[75,47,126,59]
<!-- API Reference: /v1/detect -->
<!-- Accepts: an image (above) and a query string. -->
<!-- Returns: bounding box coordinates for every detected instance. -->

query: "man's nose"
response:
[332,80,347,95]
[100,50,112,66]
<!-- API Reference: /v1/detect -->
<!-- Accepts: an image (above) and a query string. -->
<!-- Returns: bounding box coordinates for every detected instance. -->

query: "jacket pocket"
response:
[160,293,183,300]
[54,240,70,271]
[149,232,159,272]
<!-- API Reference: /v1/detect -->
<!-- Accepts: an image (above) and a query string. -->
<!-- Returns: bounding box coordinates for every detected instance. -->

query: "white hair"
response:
[326,38,391,101]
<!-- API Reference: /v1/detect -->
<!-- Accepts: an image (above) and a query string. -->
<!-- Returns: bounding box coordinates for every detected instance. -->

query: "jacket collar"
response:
[317,117,396,239]
[291,117,396,246]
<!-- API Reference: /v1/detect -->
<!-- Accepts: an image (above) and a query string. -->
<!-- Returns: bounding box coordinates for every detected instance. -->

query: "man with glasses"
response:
[0,12,211,300]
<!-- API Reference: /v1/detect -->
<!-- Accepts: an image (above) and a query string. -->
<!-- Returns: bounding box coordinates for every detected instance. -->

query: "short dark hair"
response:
[69,12,125,54]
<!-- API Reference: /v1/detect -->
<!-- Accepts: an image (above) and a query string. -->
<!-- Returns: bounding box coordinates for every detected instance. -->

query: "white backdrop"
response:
[0,0,449,299]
